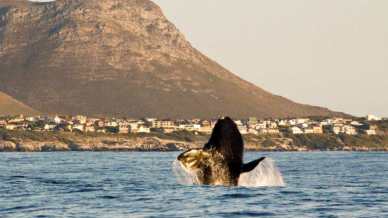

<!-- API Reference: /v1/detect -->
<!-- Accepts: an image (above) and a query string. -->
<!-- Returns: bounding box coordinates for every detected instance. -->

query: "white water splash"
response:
[172,160,200,185]
[238,158,285,187]
[172,158,285,187]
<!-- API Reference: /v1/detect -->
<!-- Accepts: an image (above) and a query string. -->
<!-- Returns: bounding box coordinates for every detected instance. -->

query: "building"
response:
[248,117,258,126]
[73,124,85,132]
[0,120,6,128]
[248,128,259,135]
[360,124,378,135]
[277,120,288,127]
[85,126,96,133]
[312,126,323,134]
[290,126,303,134]
[44,123,57,131]
[54,116,64,124]
[364,129,377,135]
[303,128,314,134]
[5,124,18,130]
[105,121,118,127]
[96,128,107,133]
[162,128,175,134]
[332,124,357,135]
[367,115,381,121]
[74,115,87,124]
[152,119,174,129]
[344,125,357,135]
[136,125,151,133]
[296,118,310,124]
[118,125,129,134]
[260,128,280,134]
[199,125,212,134]
[332,124,344,135]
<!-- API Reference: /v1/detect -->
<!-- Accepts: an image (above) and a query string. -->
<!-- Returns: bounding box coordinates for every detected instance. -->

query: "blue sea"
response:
[1,152,387,217]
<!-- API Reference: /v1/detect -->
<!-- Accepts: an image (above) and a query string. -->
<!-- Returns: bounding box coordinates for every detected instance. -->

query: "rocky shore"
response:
[0,137,199,152]
[1,130,387,152]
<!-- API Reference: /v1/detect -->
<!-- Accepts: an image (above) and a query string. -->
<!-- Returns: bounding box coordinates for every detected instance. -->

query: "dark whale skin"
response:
[177,117,266,186]
[203,117,244,185]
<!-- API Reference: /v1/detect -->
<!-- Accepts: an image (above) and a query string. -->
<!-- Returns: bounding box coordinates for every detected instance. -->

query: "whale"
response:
[177,117,266,186]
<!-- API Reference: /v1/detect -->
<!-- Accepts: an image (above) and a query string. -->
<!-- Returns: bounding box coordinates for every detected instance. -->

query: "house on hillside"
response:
[74,115,87,124]
[73,124,85,132]
[332,124,344,135]
[290,126,303,134]
[85,125,96,133]
[0,120,6,128]
[44,123,57,131]
[303,128,314,134]
[367,114,381,121]
[359,124,378,135]
[5,123,18,130]
[304,125,324,134]
[313,126,323,134]
[152,119,174,129]
[54,115,64,124]
[260,128,280,135]
[118,125,129,134]
[343,125,357,135]
[137,125,150,133]
[248,128,259,135]
[199,125,212,134]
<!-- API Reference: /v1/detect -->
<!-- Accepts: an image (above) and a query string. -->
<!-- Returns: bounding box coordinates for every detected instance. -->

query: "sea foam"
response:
[172,158,285,187]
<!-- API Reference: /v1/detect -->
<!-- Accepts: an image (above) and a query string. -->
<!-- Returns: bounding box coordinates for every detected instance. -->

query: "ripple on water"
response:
[0,152,387,218]
[216,211,276,217]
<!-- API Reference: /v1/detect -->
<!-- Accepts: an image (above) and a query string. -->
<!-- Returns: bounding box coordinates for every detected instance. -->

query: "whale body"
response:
[177,117,266,186]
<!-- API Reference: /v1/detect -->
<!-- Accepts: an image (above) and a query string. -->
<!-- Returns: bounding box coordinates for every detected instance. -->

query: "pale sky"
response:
[153,0,388,117]
[33,0,388,117]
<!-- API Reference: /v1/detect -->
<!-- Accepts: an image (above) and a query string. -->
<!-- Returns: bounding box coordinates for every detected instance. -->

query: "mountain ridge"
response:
[0,0,345,119]
[0,91,39,116]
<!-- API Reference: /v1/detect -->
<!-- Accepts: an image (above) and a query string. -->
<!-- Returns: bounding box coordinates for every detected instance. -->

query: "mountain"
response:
[0,91,38,116]
[0,0,344,118]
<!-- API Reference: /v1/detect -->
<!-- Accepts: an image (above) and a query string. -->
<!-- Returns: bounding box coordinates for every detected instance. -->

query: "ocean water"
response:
[0,152,387,218]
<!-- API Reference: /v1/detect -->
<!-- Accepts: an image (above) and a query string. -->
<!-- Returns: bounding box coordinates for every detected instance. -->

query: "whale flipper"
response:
[241,157,266,173]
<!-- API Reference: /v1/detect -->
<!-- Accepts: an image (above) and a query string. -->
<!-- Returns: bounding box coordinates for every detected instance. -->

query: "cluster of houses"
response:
[0,114,384,136]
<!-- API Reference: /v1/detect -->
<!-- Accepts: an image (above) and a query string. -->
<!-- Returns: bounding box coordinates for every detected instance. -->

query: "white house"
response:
[44,123,56,131]
[85,126,96,133]
[367,115,381,121]
[5,124,18,130]
[0,120,6,127]
[118,125,129,134]
[74,115,87,124]
[137,125,150,133]
[344,125,357,135]
[73,124,85,132]
[54,116,63,124]
[364,129,377,135]
[290,126,303,134]
[303,128,314,134]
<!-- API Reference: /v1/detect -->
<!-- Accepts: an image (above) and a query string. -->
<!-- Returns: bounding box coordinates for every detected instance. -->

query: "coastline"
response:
[1,130,387,152]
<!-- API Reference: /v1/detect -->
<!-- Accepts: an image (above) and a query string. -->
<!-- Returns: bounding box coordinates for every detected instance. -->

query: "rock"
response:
[41,143,69,152]
[0,140,16,151]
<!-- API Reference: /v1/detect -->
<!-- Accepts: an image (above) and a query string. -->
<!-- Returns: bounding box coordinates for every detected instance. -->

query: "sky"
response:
[152,0,388,117]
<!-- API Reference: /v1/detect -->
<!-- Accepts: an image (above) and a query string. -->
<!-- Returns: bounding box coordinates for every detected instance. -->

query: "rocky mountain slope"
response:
[0,0,344,118]
[0,91,38,116]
